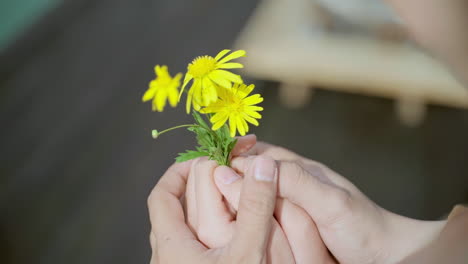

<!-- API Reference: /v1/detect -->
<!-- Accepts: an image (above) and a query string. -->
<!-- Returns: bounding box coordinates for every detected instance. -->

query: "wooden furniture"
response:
[234,0,468,126]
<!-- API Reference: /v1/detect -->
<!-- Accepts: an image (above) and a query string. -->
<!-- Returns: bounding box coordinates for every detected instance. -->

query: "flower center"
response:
[188,56,217,77]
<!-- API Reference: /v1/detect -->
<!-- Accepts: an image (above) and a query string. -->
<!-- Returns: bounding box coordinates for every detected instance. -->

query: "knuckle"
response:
[196,225,216,247]
[241,193,275,218]
[147,186,162,209]
[229,247,264,264]
[323,189,353,226]
[281,160,309,186]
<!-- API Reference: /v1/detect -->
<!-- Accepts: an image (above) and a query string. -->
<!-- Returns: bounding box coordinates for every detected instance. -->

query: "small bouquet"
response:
[142,49,263,166]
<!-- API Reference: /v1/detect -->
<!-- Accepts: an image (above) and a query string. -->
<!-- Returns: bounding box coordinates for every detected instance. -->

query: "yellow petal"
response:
[179,73,193,100]
[218,50,246,64]
[208,71,232,88]
[245,109,262,119]
[237,84,255,99]
[191,79,203,105]
[241,112,259,126]
[212,69,243,84]
[210,111,227,123]
[168,88,178,107]
[212,114,229,130]
[154,90,167,112]
[243,94,263,105]
[186,86,194,113]
[241,117,249,133]
[215,49,231,61]
[142,86,157,102]
[236,116,246,136]
[245,105,264,112]
[202,78,217,105]
[217,62,244,69]
[193,101,201,111]
[229,116,237,137]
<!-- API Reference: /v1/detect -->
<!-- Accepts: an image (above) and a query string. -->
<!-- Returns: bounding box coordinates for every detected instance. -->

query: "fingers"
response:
[229,156,278,260]
[232,156,352,227]
[147,161,205,259]
[193,158,235,248]
[275,199,333,264]
[215,165,329,264]
[214,165,296,264]
[213,165,243,207]
[231,134,257,156]
[185,160,198,233]
[241,141,301,161]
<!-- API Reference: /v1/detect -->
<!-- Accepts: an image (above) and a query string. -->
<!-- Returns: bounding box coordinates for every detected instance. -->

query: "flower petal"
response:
[154,90,167,112]
[210,112,226,123]
[211,70,243,84]
[241,112,259,126]
[237,84,255,99]
[202,78,218,105]
[245,109,262,119]
[209,71,232,88]
[215,49,231,61]
[168,88,178,107]
[142,86,157,102]
[218,50,246,64]
[179,73,193,100]
[212,114,229,130]
[229,115,237,137]
[217,62,244,69]
[243,94,264,105]
[245,105,264,112]
[241,117,249,133]
[186,85,194,113]
[236,116,246,136]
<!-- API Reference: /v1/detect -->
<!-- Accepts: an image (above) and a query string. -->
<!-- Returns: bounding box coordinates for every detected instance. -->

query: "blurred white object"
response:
[234,0,468,126]
[315,0,401,28]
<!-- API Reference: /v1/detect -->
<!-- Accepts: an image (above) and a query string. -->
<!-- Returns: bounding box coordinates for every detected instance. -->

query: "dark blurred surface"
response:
[0,0,467,264]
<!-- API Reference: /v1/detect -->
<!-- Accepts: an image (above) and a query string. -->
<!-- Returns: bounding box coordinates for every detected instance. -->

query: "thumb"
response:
[214,166,242,210]
[229,156,278,259]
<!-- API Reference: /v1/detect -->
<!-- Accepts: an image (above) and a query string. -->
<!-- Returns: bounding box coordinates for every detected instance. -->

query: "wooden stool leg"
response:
[395,96,427,127]
[278,82,313,109]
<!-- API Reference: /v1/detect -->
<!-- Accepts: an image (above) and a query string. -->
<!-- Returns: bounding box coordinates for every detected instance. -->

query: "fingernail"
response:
[254,157,277,182]
[217,169,241,185]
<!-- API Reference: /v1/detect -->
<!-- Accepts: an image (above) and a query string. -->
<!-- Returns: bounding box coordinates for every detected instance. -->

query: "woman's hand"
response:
[184,157,295,264]
[233,137,446,264]
[147,156,280,264]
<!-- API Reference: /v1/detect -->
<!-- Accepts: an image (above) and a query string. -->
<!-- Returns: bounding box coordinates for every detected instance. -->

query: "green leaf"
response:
[192,111,210,130]
[176,150,209,162]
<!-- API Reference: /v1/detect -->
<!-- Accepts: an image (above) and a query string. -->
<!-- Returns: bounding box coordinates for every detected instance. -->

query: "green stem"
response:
[152,124,198,139]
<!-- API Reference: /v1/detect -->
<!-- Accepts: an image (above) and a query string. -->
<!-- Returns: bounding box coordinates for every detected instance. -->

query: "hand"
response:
[233,138,446,264]
[184,157,295,264]
[147,156,280,263]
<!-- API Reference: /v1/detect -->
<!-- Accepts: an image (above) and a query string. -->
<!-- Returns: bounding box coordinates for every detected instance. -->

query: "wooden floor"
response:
[0,1,467,263]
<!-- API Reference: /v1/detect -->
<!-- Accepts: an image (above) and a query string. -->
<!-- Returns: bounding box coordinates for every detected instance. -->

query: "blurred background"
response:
[1,0,467,263]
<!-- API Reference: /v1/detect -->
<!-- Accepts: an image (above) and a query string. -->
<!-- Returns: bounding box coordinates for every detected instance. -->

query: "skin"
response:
[228,138,446,264]
[148,154,289,264]
[184,156,336,264]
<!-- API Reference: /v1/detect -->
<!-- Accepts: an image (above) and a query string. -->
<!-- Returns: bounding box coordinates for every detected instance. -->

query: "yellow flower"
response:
[181,49,246,113]
[201,83,263,137]
[142,65,182,112]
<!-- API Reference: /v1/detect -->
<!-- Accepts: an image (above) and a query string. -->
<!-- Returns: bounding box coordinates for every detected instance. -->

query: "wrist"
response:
[380,211,446,264]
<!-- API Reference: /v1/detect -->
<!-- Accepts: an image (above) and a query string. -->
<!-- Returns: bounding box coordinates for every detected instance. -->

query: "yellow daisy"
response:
[201,83,263,137]
[142,65,182,112]
[181,49,246,113]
